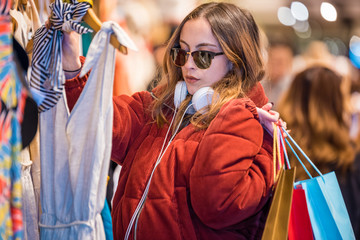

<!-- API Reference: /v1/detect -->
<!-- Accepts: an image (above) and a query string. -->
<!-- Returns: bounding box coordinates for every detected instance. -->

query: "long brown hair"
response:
[278,66,355,179]
[151,2,265,130]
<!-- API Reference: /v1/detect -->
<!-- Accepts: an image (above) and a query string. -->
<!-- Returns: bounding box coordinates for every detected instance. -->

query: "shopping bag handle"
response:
[272,124,282,181]
[265,124,288,179]
[284,137,314,179]
[280,126,325,182]
[268,125,293,170]
[278,126,291,169]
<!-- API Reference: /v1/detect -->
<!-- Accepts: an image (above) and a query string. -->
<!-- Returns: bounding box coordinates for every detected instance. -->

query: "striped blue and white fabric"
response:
[29,0,92,112]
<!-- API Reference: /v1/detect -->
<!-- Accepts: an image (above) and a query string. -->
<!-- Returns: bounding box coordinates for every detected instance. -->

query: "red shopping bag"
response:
[288,186,313,240]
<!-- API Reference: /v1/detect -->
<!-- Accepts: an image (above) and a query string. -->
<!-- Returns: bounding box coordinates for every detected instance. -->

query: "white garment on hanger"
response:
[9,9,30,48]
[19,148,40,240]
[28,128,41,226]
[38,22,120,239]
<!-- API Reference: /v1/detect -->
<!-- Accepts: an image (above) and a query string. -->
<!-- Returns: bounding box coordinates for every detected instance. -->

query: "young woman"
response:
[63,2,275,239]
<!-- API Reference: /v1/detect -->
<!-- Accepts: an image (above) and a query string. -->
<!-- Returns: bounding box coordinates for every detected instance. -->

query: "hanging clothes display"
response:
[0,4,26,239]
[18,149,38,240]
[10,0,42,234]
[10,0,42,60]
[29,0,92,112]
[9,8,30,49]
[38,21,126,239]
[10,2,44,238]
[13,35,40,240]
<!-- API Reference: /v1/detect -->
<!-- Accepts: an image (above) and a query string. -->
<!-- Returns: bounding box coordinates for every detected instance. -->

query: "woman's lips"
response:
[185,76,199,83]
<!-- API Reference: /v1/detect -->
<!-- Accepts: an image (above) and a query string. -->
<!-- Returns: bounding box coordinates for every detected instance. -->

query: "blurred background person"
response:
[277,65,360,238]
[291,40,360,138]
[261,41,294,109]
[112,1,159,95]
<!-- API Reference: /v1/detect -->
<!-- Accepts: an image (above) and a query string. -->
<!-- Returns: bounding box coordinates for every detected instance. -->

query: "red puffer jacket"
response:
[65,66,274,240]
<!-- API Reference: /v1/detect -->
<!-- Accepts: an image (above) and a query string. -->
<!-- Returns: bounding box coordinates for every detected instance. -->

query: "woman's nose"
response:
[183,52,197,69]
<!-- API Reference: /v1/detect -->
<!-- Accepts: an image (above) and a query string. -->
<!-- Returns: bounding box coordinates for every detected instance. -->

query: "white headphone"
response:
[174,81,214,112]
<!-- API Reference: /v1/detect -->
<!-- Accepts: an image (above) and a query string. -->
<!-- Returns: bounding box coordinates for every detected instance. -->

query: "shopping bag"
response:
[262,126,295,240]
[283,127,356,240]
[288,186,314,240]
[261,168,295,240]
[296,172,354,240]
[277,127,313,240]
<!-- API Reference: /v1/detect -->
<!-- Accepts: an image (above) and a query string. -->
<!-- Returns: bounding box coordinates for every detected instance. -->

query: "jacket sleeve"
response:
[189,98,273,229]
[111,91,153,165]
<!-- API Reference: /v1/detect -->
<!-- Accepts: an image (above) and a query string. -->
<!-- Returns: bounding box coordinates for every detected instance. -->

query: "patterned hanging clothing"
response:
[0,6,26,239]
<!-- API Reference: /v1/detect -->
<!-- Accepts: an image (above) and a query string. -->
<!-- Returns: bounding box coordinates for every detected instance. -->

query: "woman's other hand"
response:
[257,103,288,136]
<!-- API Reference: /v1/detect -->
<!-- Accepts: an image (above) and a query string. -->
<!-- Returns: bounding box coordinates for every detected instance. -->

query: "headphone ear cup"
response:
[174,81,188,109]
[192,87,214,113]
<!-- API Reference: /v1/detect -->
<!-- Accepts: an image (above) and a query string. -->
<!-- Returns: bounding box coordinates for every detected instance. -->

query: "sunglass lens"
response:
[193,51,212,69]
[171,49,217,69]
[171,48,186,67]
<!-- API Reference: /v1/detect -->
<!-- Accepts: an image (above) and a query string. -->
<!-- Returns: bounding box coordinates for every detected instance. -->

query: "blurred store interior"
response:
[26,0,360,93]
[102,0,360,60]
[241,0,360,59]
[88,0,360,91]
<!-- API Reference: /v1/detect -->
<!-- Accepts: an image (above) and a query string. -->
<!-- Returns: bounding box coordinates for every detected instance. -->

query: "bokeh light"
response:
[291,1,309,21]
[320,2,337,22]
[277,7,296,26]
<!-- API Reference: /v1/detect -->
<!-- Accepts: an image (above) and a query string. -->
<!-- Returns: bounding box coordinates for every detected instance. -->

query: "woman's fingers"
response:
[261,102,274,111]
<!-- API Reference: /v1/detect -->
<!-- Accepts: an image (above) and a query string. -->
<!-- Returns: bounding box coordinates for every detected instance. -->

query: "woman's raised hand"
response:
[257,103,288,136]
[62,31,82,79]
[45,18,82,79]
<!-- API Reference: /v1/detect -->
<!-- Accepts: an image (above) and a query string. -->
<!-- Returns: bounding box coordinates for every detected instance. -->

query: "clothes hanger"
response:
[24,4,128,55]
[82,8,127,54]
[13,0,19,10]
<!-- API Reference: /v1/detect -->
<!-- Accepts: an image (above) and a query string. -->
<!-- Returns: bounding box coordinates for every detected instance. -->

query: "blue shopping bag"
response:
[283,127,356,240]
[296,172,353,240]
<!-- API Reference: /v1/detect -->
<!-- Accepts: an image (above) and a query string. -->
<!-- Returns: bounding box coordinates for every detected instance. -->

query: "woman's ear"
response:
[228,61,233,72]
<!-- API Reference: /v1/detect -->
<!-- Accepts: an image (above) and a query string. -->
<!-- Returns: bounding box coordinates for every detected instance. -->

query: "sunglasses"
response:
[170,48,224,69]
